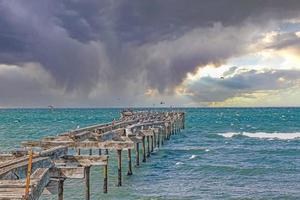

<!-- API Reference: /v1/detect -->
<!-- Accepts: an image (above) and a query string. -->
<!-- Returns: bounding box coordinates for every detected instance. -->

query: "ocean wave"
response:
[219,132,300,140]
[188,155,197,159]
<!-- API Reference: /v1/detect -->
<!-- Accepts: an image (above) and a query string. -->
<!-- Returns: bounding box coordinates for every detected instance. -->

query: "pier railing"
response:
[0,110,185,200]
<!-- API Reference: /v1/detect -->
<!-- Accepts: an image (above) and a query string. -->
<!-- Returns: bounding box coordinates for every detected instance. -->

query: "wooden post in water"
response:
[89,149,92,155]
[117,149,122,186]
[84,166,91,200]
[135,143,140,166]
[161,128,164,146]
[58,178,65,200]
[76,148,81,155]
[182,113,185,129]
[127,149,133,175]
[98,149,102,155]
[105,149,109,155]
[147,136,150,157]
[103,162,108,193]
[157,129,160,148]
[142,136,146,162]
[153,131,156,148]
[151,135,154,152]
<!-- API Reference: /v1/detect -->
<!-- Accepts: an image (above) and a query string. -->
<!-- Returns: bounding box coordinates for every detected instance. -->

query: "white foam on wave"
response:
[189,155,197,160]
[219,132,300,140]
[175,162,183,165]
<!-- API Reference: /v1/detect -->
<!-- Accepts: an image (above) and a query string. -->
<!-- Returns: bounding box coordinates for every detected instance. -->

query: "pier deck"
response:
[0,110,185,200]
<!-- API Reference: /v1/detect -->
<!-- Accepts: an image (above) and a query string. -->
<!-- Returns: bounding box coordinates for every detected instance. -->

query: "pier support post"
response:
[127,149,133,175]
[77,148,81,155]
[157,129,160,148]
[135,143,140,166]
[161,129,164,146]
[117,149,122,186]
[89,149,92,155]
[147,136,150,157]
[58,178,65,200]
[105,149,109,155]
[153,131,156,148]
[84,166,91,200]
[151,135,154,152]
[98,149,102,155]
[103,163,108,193]
[142,136,146,162]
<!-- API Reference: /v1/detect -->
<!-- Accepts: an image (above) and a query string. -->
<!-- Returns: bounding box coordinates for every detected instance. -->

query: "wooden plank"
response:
[39,146,68,159]
[54,155,108,167]
[50,167,85,179]
[29,168,50,200]
[0,157,52,179]
[0,168,50,200]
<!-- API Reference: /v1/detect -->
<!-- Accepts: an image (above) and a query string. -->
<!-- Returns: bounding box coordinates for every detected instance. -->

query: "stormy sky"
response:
[1,0,300,107]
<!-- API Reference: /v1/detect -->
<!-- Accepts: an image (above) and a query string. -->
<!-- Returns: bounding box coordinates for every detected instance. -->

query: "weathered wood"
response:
[23,140,134,150]
[151,136,154,152]
[117,150,122,187]
[127,149,132,176]
[58,178,64,200]
[135,143,139,166]
[84,166,90,200]
[50,167,85,179]
[54,155,108,167]
[147,136,150,157]
[103,162,108,193]
[0,157,52,179]
[157,129,160,148]
[142,137,146,162]
[153,131,156,148]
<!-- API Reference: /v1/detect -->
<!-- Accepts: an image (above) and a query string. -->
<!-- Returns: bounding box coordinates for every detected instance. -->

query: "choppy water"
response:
[1,108,300,199]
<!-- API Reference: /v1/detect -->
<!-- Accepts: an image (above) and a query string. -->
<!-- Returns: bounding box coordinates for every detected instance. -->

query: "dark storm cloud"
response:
[186,68,300,102]
[1,0,300,104]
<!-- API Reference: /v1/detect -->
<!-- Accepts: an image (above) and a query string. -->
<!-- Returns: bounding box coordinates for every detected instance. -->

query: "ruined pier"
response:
[0,110,185,199]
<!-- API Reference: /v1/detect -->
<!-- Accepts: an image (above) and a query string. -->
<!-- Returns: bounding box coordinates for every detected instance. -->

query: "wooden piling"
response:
[127,149,133,175]
[153,131,156,148]
[117,149,122,186]
[89,149,92,155]
[147,136,150,157]
[77,148,81,155]
[98,149,102,155]
[84,166,91,200]
[135,143,140,166]
[142,136,146,162]
[151,136,154,152]
[103,163,108,193]
[58,178,64,200]
[157,129,160,148]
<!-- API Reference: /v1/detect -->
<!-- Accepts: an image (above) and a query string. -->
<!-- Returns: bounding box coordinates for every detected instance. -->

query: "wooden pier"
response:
[0,110,185,199]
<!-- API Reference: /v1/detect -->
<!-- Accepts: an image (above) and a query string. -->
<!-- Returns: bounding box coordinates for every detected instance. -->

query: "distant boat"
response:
[48,105,54,110]
[160,101,165,105]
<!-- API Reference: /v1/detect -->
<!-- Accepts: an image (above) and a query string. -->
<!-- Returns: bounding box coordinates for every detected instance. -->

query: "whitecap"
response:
[189,155,197,160]
[175,162,183,165]
[205,149,210,152]
[219,132,300,140]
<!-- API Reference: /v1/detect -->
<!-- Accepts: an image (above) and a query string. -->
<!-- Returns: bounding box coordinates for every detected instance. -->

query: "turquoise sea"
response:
[1,108,300,199]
